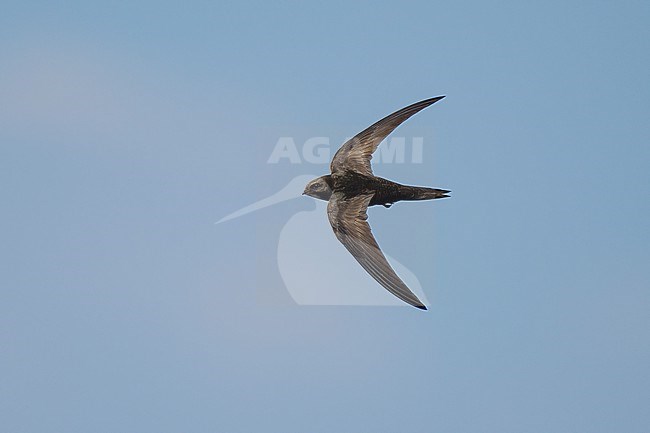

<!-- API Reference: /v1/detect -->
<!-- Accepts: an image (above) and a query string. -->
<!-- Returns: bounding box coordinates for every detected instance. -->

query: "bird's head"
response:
[303,175,333,201]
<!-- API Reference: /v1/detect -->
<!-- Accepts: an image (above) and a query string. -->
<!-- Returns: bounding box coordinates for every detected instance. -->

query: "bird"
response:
[303,96,450,310]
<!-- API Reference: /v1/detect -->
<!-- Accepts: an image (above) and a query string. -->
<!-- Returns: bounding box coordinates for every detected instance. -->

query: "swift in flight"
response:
[303,97,450,310]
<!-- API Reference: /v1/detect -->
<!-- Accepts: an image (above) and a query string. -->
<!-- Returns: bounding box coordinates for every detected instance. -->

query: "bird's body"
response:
[318,171,449,207]
[303,96,449,310]
[337,171,449,207]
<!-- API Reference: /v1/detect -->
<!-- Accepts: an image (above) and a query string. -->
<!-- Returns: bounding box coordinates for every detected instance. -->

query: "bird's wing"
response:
[330,96,445,176]
[327,192,427,310]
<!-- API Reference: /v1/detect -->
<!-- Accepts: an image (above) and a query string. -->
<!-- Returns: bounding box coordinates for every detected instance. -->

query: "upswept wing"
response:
[330,96,445,176]
[327,192,427,310]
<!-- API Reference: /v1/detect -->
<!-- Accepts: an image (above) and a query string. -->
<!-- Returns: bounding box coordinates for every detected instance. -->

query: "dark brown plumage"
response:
[303,96,449,310]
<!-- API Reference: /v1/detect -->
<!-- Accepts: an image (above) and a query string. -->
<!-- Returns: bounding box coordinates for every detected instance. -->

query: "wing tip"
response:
[415,304,428,311]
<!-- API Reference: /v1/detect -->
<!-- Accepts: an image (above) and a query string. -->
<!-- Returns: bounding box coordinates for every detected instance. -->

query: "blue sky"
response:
[1,1,649,432]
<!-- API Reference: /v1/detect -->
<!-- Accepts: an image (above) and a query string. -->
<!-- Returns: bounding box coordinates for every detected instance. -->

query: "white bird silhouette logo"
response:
[216,174,430,307]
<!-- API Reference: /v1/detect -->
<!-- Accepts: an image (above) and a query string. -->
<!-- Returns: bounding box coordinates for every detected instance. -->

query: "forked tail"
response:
[399,185,451,201]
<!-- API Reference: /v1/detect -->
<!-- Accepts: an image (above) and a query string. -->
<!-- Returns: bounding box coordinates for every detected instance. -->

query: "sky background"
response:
[1,1,649,432]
